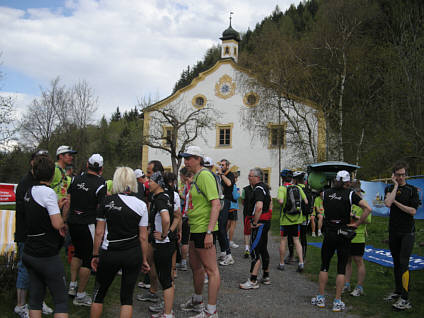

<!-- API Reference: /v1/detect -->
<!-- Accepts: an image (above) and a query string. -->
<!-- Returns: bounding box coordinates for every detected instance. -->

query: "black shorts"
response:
[349,243,365,256]
[68,223,95,268]
[181,218,190,245]
[228,209,238,221]
[189,232,217,249]
[280,224,301,238]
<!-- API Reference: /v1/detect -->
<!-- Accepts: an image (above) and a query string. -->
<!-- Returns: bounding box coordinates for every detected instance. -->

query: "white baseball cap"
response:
[336,170,350,182]
[134,169,145,179]
[179,146,204,158]
[203,157,214,167]
[88,154,103,168]
[56,145,77,156]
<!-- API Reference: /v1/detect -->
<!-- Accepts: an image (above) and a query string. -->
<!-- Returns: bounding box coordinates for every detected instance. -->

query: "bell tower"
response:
[220,12,240,62]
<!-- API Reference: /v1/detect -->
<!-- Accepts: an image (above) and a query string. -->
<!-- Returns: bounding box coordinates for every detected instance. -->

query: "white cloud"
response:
[0,0,295,118]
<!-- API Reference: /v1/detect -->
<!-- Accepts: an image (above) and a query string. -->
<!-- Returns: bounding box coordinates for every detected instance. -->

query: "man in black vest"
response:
[384,161,420,310]
[65,154,106,306]
[311,170,371,312]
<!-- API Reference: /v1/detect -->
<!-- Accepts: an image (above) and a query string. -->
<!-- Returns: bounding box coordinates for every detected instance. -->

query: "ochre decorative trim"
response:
[261,167,272,188]
[191,94,207,109]
[243,91,259,107]
[215,123,234,148]
[222,39,239,45]
[142,112,151,171]
[215,74,236,99]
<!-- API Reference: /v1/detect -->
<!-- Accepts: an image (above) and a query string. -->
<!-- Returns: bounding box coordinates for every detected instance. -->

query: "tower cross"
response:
[229,12,233,27]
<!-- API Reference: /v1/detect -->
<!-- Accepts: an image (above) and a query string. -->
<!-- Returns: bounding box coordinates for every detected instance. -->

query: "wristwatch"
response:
[206,230,212,234]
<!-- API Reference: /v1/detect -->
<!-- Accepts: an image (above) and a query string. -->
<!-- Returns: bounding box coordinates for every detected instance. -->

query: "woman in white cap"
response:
[179,146,221,318]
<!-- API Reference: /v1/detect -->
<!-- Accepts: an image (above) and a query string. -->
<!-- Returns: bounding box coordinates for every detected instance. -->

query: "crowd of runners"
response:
[13,145,420,317]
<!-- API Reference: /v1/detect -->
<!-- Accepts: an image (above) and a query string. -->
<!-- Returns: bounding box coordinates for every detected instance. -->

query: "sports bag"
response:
[283,185,302,215]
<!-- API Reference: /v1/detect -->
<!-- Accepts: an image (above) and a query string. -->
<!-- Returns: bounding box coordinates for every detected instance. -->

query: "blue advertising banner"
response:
[360,179,424,219]
[360,181,389,217]
[308,242,424,270]
[406,179,424,220]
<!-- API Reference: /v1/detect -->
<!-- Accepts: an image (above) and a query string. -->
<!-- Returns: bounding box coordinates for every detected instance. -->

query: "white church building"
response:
[142,23,326,195]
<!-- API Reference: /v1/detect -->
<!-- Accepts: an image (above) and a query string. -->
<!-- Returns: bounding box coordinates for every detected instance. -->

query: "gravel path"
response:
[107,218,360,318]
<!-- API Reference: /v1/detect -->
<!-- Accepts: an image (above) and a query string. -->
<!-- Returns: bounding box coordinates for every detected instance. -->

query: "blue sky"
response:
[0,0,295,119]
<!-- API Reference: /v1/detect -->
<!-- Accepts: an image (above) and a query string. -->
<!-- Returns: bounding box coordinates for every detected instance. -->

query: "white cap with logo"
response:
[88,154,103,168]
[336,170,350,182]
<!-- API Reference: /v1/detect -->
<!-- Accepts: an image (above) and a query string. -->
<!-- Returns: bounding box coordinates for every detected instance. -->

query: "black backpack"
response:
[301,185,313,216]
[283,185,302,215]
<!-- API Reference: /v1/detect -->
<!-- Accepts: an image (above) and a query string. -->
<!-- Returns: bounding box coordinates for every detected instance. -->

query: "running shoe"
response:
[261,277,271,285]
[392,298,412,310]
[137,291,160,303]
[68,284,77,297]
[297,263,304,273]
[342,284,351,293]
[239,279,259,290]
[244,250,250,258]
[218,252,226,262]
[204,275,209,284]
[179,263,188,271]
[149,301,164,313]
[73,294,93,307]
[276,264,285,271]
[383,292,401,301]
[189,309,218,318]
[42,302,54,315]
[219,254,235,266]
[14,304,29,318]
[318,231,323,237]
[311,295,325,308]
[350,287,363,297]
[138,281,151,289]
[151,311,175,318]
[312,232,316,237]
[180,297,204,312]
[332,299,345,312]
[229,241,239,248]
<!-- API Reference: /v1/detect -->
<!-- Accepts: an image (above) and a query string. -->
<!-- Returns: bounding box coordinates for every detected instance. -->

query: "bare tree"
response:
[140,97,219,174]
[0,55,17,150]
[20,77,98,149]
[0,95,17,150]
[69,80,98,129]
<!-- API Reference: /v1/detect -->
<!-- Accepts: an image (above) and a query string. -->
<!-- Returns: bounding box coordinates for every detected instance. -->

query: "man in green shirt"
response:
[51,145,77,201]
[179,146,221,318]
[277,170,308,272]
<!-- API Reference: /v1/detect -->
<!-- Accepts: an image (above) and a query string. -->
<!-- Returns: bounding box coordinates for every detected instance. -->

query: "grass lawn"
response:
[271,199,424,318]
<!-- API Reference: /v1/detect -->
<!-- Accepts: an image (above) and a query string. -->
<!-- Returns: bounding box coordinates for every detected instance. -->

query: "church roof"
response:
[220,24,240,42]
